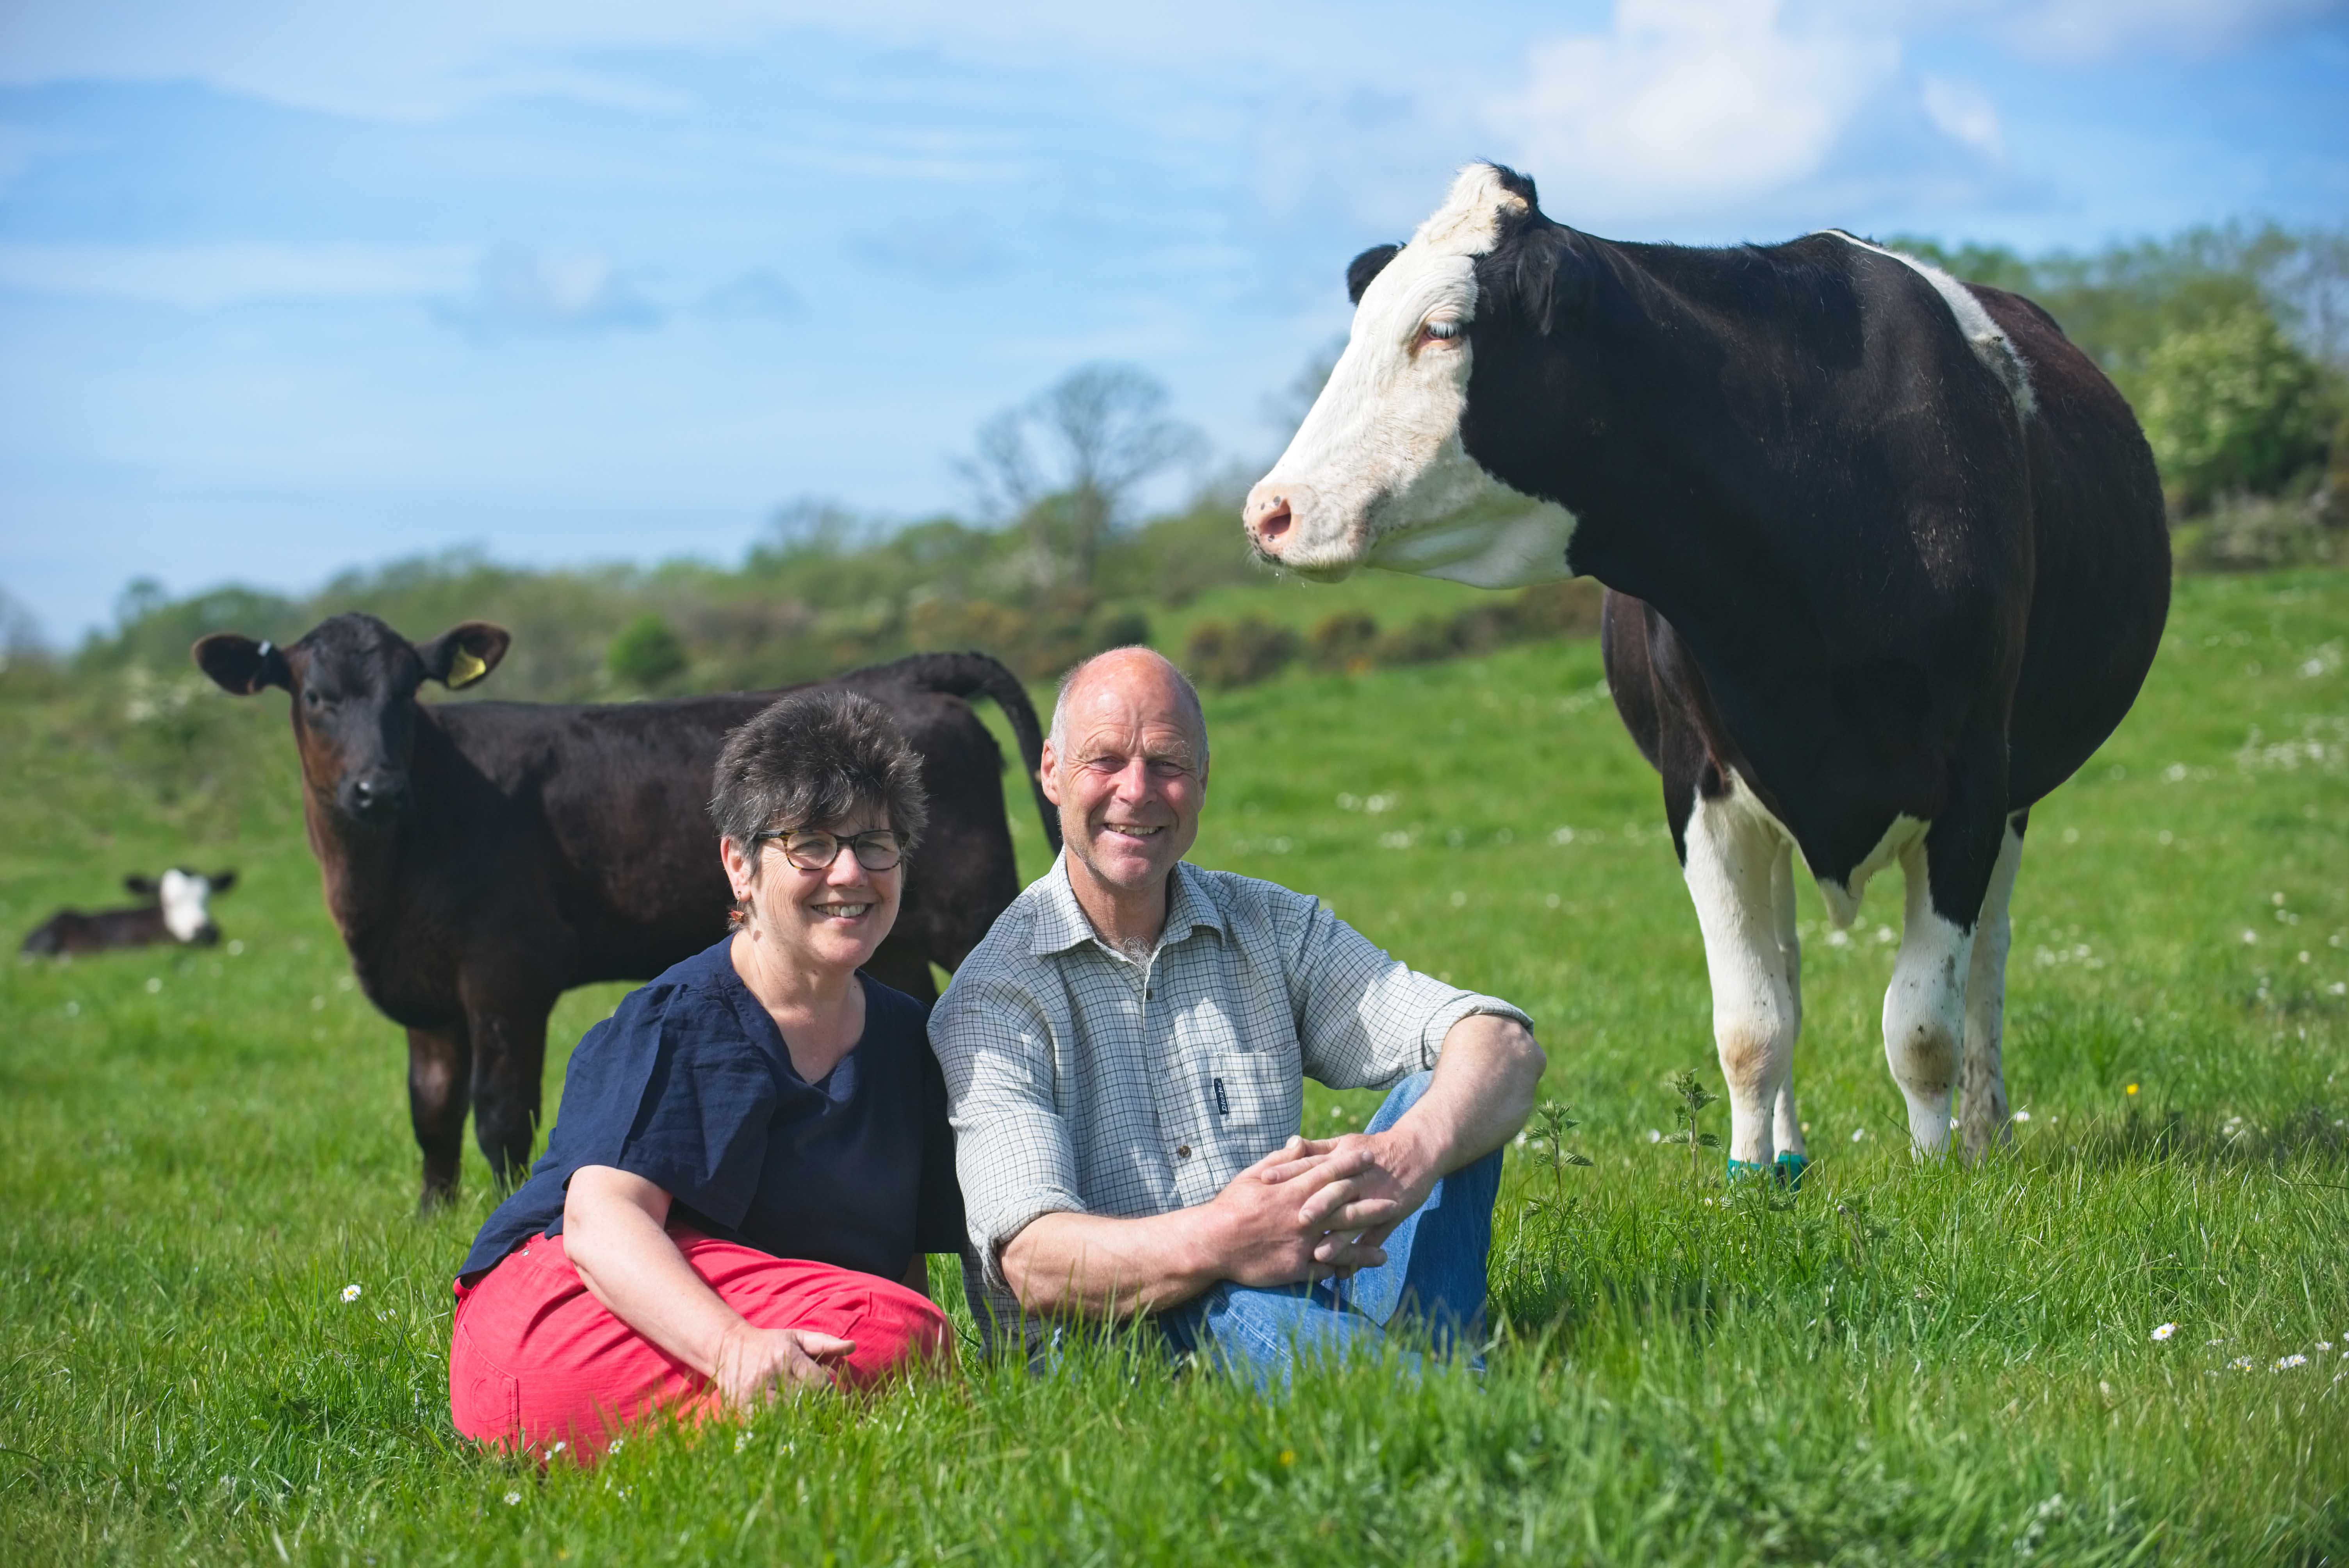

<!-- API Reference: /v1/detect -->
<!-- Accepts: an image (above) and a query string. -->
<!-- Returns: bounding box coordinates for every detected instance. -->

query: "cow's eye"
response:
[1420,319,1463,344]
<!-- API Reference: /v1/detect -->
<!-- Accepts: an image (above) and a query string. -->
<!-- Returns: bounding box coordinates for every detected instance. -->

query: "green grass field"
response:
[4,569,2345,1564]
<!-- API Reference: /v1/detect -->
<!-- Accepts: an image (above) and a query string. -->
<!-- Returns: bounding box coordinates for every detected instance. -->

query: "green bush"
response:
[1308,611,1379,673]
[2140,305,2329,512]
[1183,616,1299,690]
[2174,491,2341,571]
[606,612,689,691]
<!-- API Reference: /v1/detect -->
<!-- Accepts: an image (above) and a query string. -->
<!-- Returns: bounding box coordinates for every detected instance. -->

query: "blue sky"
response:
[2,0,2344,644]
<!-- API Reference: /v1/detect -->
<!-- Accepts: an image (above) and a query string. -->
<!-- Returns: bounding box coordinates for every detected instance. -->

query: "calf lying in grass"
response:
[20,868,237,957]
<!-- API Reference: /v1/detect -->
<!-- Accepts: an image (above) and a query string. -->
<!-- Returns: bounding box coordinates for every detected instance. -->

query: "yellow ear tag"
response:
[448,647,488,688]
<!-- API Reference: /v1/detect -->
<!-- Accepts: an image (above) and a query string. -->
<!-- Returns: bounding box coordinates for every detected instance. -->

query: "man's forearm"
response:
[998,1206,1223,1320]
[1394,1013,1546,1179]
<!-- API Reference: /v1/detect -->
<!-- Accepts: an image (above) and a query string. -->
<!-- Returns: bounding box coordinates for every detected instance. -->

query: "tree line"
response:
[13,219,2344,707]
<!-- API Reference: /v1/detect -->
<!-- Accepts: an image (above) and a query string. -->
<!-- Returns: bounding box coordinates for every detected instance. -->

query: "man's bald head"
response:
[1047,646,1209,773]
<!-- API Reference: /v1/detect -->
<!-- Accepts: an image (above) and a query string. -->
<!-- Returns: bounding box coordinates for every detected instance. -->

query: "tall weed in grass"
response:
[3,570,2345,1563]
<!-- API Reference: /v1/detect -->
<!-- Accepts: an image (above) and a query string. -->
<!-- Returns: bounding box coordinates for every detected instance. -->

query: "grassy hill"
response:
[2,569,2344,1563]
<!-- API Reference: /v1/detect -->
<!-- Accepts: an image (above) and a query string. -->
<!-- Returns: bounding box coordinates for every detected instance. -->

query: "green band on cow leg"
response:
[1775,1151,1810,1189]
[1725,1156,1773,1182]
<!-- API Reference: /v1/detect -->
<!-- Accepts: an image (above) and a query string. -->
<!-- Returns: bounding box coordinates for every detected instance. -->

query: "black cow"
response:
[22,869,237,956]
[195,614,1059,1208]
[1244,163,2169,1170]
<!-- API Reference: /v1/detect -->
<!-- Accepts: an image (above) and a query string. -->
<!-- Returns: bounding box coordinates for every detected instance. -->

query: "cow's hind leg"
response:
[1959,814,2027,1160]
[408,1023,472,1212]
[1684,785,1800,1172]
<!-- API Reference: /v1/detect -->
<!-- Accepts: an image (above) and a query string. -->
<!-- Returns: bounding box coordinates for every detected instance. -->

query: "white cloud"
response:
[1942,0,2344,61]
[441,249,658,330]
[0,242,474,305]
[1499,0,1895,215]
[1918,72,2001,153]
[0,0,1365,121]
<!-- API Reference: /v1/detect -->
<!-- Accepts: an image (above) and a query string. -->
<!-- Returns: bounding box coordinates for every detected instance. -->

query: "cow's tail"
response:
[888,652,1062,855]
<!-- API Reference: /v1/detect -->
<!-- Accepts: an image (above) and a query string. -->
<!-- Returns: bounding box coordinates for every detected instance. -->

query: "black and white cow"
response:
[21,870,237,956]
[1244,164,2170,1169]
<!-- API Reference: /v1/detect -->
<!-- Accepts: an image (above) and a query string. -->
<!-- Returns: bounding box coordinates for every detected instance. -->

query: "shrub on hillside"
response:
[607,613,689,691]
[1185,617,1299,690]
[2175,491,2342,571]
[1373,615,1462,666]
[2140,305,2330,512]
[1308,611,1379,673]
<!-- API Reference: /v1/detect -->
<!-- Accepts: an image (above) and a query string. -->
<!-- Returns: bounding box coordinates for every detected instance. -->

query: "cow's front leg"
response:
[1767,839,1808,1175]
[467,994,551,1188]
[1683,784,1800,1172]
[407,1023,472,1212]
[1884,836,1969,1154]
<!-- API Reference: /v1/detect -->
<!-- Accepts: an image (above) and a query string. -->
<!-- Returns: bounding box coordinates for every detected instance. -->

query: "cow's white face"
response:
[1243,164,1578,587]
[158,869,215,943]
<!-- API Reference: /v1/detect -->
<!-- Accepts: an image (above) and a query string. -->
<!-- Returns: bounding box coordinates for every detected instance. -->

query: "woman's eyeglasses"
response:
[751,828,905,873]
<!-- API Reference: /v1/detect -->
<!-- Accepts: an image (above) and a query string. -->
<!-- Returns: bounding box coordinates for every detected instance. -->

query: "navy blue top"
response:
[459,938,964,1286]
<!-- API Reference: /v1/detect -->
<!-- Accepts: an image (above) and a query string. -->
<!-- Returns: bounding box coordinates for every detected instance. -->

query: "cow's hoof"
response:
[416,1185,458,1217]
[1725,1154,1809,1189]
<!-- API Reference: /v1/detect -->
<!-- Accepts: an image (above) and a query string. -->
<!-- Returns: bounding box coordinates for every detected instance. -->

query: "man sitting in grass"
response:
[929,647,1545,1380]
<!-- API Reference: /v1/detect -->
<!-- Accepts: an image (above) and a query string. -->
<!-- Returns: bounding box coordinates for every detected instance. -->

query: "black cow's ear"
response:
[193,633,290,695]
[124,875,157,896]
[1346,243,1403,306]
[1478,219,1591,337]
[417,621,512,690]
[209,870,238,894]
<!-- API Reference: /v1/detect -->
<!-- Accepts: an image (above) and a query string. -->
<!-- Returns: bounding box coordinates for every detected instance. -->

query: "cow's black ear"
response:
[1477,219,1591,337]
[209,870,238,894]
[417,621,512,690]
[124,875,157,896]
[192,634,289,695]
[1346,243,1403,306]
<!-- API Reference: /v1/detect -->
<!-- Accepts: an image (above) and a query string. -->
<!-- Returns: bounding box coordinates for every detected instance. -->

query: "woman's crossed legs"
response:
[450,1229,951,1460]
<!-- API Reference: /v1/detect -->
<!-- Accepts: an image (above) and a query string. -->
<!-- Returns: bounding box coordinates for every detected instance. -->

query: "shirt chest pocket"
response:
[1203,1051,1302,1145]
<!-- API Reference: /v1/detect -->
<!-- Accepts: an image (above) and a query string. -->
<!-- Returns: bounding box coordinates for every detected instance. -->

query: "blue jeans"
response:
[1153,1070,1501,1386]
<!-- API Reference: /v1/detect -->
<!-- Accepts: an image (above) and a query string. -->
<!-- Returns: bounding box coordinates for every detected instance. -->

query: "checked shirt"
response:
[928,852,1531,1358]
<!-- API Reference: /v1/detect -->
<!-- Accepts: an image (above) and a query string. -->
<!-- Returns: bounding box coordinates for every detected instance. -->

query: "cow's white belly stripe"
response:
[1821,230,2036,418]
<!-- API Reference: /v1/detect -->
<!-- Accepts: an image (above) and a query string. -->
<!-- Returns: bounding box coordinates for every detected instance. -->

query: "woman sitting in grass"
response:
[448,689,964,1460]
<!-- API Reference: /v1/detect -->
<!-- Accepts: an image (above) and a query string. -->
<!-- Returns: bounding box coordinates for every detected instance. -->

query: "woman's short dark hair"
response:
[709,689,929,862]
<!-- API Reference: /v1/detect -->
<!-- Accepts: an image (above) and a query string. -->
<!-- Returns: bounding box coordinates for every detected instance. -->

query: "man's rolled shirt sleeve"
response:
[1278,889,1533,1090]
[929,980,1089,1295]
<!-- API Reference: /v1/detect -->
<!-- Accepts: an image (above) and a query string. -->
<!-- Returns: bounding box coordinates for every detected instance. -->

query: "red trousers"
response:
[448,1229,952,1460]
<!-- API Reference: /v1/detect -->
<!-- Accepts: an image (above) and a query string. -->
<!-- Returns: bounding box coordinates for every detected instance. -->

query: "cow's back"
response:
[432,695,757,984]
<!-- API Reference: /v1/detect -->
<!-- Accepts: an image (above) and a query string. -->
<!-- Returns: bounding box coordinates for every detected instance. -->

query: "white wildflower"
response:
[2275,1354,2308,1371]
[504,1490,521,1506]
[1851,1128,1868,1142]
[340,1283,362,1304]
[2151,1323,2176,1342]
[2013,1110,2032,1123]
[2229,1355,2256,1371]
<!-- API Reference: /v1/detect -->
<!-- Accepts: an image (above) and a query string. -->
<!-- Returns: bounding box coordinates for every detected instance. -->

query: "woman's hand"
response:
[711,1321,857,1407]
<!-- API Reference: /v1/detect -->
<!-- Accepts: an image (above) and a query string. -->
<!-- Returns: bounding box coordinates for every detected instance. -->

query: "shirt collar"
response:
[1028,852,1228,958]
